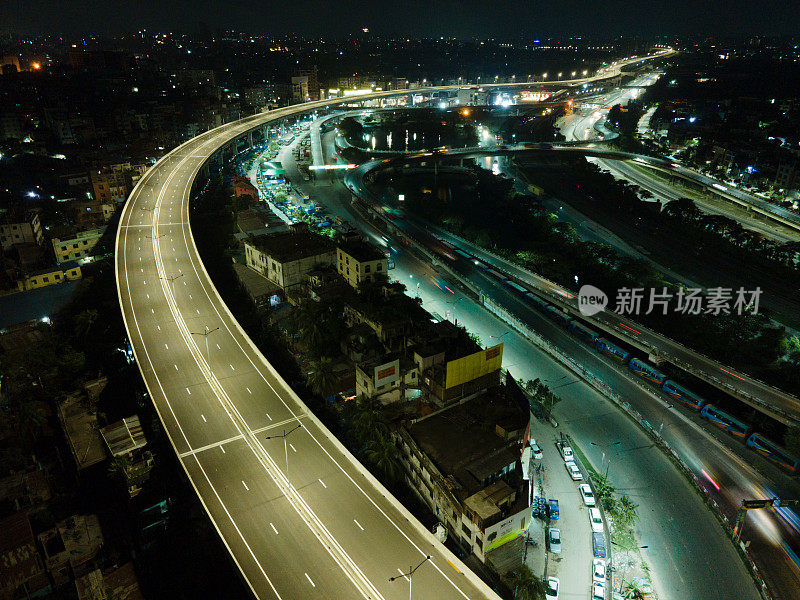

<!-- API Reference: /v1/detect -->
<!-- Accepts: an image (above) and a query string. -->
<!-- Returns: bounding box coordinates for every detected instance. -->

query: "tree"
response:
[524,378,562,419]
[74,309,99,339]
[622,579,647,599]
[593,473,617,511]
[307,357,339,400]
[616,494,639,529]
[11,399,47,448]
[784,426,800,458]
[364,435,403,484]
[349,395,388,445]
[504,565,547,600]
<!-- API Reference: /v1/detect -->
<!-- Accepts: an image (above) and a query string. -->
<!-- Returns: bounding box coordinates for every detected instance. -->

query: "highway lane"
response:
[117,121,504,599]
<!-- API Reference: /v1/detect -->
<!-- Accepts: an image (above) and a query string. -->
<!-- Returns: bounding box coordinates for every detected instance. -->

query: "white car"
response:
[565,461,583,480]
[548,527,562,553]
[579,483,596,506]
[588,507,604,533]
[591,581,606,600]
[530,441,543,459]
[545,576,559,600]
[592,559,606,584]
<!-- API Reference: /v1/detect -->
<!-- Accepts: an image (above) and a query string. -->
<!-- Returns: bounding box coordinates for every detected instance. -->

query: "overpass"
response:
[115,50,674,599]
[345,154,800,427]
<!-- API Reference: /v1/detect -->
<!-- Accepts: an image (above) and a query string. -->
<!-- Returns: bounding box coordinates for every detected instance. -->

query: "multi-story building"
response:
[101,415,154,498]
[52,226,106,264]
[775,153,800,192]
[395,388,529,563]
[0,209,43,250]
[355,353,419,399]
[17,260,82,292]
[336,238,388,288]
[244,222,336,291]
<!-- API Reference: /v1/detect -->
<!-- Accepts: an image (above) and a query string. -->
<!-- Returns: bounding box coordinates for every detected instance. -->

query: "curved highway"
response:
[114,50,673,599]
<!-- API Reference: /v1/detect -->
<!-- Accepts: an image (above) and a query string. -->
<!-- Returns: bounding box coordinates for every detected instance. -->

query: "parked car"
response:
[591,581,606,600]
[592,532,606,558]
[565,461,583,480]
[548,527,562,554]
[579,483,596,506]
[588,507,604,533]
[547,499,559,520]
[545,576,559,600]
[530,441,543,459]
[592,559,606,584]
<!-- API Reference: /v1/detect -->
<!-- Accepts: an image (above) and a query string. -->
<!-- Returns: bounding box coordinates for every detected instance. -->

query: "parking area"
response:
[525,415,606,599]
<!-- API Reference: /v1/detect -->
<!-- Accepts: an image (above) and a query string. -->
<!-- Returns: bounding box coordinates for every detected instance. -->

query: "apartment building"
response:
[0,209,43,250]
[336,238,388,289]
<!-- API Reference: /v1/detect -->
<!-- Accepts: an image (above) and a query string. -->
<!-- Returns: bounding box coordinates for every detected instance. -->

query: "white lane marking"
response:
[183,280,187,285]
[151,308,154,314]
[230,364,235,371]
[165,343,168,349]
[305,573,315,588]
[196,309,200,314]
[189,294,192,300]
[220,446,226,453]
[270,522,278,535]
[289,443,297,453]
[354,519,363,530]
[141,268,144,273]
[186,387,191,394]
[157,325,161,331]
[146,293,150,299]
[201,414,207,422]
[246,387,252,394]
[174,364,178,371]
[266,413,271,421]
[319,478,327,488]
[216,344,221,349]
[397,568,410,582]
[242,480,249,491]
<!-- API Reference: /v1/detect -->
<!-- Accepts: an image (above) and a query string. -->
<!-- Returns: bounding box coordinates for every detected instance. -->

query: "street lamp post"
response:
[265,423,302,478]
[190,325,219,360]
[590,440,622,477]
[389,555,431,600]
[160,273,183,296]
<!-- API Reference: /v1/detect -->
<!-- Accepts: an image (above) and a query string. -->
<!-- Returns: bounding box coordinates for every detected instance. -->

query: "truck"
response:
[556,438,574,462]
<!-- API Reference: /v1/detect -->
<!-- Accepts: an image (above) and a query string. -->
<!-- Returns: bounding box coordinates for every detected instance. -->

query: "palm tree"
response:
[350,395,388,445]
[593,473,617,511]
[307,357,339,399]
[622,579,646,599]
[504,565,547,600]
[616,494,639,528]
[13,400,47,447]
[74,309,99,339]
[364,435,402,484]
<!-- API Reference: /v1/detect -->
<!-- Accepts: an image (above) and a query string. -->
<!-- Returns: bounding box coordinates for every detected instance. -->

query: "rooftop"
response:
[338,238,386,263]
[0,511,43,592]
[58,393,106,470]
[100,415,147,457]
[407,388,527,498]
[248,223,335,263]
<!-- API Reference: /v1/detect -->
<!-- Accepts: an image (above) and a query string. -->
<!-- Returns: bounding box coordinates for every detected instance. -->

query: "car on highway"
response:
[588,507,604,533]
[548,527,562,553]
[545,576,559,600]
[579,483,596,506]
[592,532,606,558]
[565,461,583,480]
[591,581,606,600]
[592,559,606,584]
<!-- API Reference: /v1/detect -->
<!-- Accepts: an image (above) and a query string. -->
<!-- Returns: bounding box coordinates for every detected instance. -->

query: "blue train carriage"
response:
[662,380,706,410]
[524,291,551,312]
[505,280,528,295]
[628,358,667,386]
[596,338,631,363]
[700,404,750,440]
[746,433,800,474]
[545,305,573,327]
[570,321,599,344]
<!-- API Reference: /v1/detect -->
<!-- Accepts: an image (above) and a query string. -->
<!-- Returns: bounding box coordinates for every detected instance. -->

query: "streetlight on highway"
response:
[490,331,510,340]
[542,73,548,80]
[389,555,431,600]
[590,440,622,477]
[191,325,219,360]
[160,273,184,296]
[265,423,302,479]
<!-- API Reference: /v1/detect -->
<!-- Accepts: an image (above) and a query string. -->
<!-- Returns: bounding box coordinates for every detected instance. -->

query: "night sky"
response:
[2,0,797,39]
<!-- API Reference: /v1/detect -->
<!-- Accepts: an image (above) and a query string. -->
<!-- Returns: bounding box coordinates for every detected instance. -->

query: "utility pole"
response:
[190,326,219,360]
[160,273,183,296]
[389,555,431,600]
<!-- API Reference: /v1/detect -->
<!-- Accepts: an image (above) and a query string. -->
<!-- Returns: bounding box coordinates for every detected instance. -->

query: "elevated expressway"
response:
[346,150,800,427]
[115,51,672,599]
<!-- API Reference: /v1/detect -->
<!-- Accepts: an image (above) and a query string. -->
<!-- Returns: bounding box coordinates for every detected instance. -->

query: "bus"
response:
[545,305,573,327]
[662,380,706,410]
[745,433,800,473]
[628,358,667,386]
[570,321,599,344]
[596,338,631,363]
[700,405,750,439]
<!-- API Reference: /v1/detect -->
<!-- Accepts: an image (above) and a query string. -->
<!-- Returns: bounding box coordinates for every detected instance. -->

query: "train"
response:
[490,270,800,474]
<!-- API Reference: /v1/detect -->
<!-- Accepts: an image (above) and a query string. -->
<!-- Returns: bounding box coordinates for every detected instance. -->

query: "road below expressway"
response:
[113,50,678,600]
[343,147,800,599]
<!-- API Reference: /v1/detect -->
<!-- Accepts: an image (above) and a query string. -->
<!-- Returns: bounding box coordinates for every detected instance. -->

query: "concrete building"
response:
[101,415,154,498]
[0,209,43,251]
[0,512,50,598]
[336,239,388,289]
[395,388,529,563]
[38,515,104,585]
[58,391,106,471]
[355,353,419,399]
[457,88,490,106]
[52,226,106,263]
[244,222,335,291]
[17,260,82,292]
